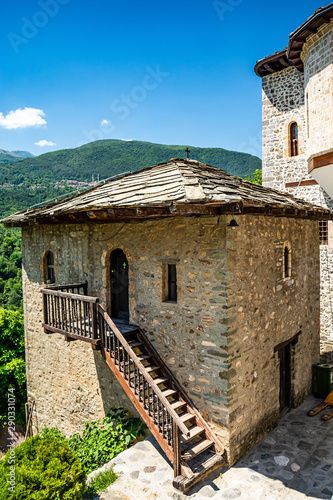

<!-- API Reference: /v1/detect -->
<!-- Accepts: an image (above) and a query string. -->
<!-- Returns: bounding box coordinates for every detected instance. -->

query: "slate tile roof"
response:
[2,159,332,225]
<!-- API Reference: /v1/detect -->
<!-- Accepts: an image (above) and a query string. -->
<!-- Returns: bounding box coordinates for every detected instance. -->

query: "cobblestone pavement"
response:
[97,396,333,500]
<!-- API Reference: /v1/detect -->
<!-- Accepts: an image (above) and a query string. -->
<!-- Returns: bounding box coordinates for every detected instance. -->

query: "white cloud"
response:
[121,138,133,142]
[0,107,47,129]
[35,140,56,147]
[100,119,109,126]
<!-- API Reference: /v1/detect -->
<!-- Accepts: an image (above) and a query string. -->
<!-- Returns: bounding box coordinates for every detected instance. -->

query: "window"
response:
[46,251,55,284]
[167,264,177,302]
[290,122,299,157]
[283,246,291,279]
[319,220,328,245]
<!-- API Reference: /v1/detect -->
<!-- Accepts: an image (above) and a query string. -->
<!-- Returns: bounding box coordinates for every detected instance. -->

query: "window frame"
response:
[162,263,178,303]
[290,122,299,157]
[45,251,55,284]
[282,244,292,280]
[319,220,328,246]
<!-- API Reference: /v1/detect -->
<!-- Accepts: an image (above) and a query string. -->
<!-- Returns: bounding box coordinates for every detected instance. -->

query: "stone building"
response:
[2,158,332,488]
[255,2,333,359]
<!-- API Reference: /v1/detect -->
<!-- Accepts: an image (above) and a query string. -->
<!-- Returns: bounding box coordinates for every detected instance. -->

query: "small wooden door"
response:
[110,249,129,321]
[279,344,291,413]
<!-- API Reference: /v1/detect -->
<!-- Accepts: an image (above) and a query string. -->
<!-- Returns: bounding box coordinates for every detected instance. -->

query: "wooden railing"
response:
[41,285,100,345]
[40,286,188,475]
[44,282,88,295]
[98,304,188,436]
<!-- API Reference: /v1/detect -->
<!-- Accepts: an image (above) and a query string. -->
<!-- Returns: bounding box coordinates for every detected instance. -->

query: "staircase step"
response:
[128,341,143,348]
[179,413,196,423]
[181,426,205,444]
[161,388,177,398]
[170,400,187,411]
[173,453,225,493]
[182,439,214,462]
[153,377,169,385]
[137,354,152,361]
[146,365,161,373]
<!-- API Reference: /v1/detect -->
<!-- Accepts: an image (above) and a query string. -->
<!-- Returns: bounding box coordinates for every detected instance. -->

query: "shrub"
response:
[244,169,262,185]
[68,408,147,474]
[0,308,26,431]
[0,434,86,500]
[40,426,67,441]
[86,467,118,498]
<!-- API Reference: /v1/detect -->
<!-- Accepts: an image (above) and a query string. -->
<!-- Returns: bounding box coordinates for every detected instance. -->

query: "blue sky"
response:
[0,0,322,158]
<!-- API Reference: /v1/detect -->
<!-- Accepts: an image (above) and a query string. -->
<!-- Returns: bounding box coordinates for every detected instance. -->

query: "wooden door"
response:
[110,249,129,321]
[279,344,291,413]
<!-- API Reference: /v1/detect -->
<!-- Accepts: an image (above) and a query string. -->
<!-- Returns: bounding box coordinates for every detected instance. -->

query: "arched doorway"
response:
[110,249,129,321]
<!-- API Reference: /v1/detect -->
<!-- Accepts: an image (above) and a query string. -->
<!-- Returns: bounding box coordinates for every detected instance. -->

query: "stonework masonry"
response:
[22,214,320,463]
[226,215,320,463]
[262,62,333,357]
[302,21,333,162]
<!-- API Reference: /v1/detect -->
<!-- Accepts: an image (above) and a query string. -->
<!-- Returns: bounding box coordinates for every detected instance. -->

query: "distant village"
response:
[0,179,99,190]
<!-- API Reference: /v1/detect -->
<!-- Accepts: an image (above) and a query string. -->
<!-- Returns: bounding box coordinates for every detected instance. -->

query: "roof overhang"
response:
[255,3,333,78]
[3,201,332,229]
[254,49,292,78]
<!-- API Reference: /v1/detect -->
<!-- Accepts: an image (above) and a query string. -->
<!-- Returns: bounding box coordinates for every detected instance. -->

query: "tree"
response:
[245,169,262,185]
[0,309,26,430]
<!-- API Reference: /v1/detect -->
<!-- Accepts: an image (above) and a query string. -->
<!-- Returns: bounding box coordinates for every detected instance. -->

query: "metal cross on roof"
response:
[185,147,190,159]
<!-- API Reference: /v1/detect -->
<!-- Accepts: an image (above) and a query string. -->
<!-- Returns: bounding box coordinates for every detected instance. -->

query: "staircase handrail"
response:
[98,304,189,436]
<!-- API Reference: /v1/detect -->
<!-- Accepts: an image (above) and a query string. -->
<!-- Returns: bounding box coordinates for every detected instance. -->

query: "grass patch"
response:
[86,467,118,497]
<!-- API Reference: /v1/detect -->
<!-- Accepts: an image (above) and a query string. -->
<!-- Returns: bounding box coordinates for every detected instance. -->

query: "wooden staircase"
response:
[41,285,226,492]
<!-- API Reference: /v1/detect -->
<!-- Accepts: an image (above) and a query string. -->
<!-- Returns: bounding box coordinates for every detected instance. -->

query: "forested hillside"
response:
[0,139,261,219]
[0,227,22,311]
[0,139,262,312]
[0,139,261,186]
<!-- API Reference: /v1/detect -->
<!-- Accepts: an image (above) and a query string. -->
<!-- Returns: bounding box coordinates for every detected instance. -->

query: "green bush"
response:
[0,435,86,500]
[0,227,22,312]
[68,408,147,474]
[244,168,262,185]
[0,309,26,431]
[40,426,67,441]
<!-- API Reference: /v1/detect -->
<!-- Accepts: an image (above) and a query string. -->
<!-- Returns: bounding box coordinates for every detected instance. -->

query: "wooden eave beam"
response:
[263,63,275,73]
[279,57,290,67]
[4,202,333,228]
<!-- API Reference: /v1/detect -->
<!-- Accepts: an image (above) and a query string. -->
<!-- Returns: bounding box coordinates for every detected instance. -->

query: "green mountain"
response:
[0,140,260,185]
[0,140,261,219]
[0,149,34,163]
[11,150,35,159]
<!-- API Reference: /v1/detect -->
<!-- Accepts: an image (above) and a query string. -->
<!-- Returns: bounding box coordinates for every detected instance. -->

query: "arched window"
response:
[290,122,299,157]
[283,246,291,279]
[45,251,55,284]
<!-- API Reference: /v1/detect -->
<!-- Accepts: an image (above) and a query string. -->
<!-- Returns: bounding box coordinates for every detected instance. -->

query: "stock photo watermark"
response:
[8,0,71,54]
[213,0,243,22]
[7,388,16,494]
[238,131,262,158]
[81,65,170,144]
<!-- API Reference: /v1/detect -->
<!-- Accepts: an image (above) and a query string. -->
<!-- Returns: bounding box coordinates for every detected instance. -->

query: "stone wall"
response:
[262,67,307,191]
[22,217,231,443]
[261,65,333,350]
[302,21,333,162]
[226,215,320,464]
[22,213,321,463]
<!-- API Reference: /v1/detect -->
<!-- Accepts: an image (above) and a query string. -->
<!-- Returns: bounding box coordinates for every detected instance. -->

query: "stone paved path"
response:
[97,396,333,499]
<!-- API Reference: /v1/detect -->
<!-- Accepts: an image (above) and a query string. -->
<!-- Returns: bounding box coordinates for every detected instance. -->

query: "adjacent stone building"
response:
[3,158,332,465]
[255,2,333,359]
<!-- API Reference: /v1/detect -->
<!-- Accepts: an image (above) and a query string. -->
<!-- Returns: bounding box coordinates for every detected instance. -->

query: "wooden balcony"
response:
[41,283,101,348]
